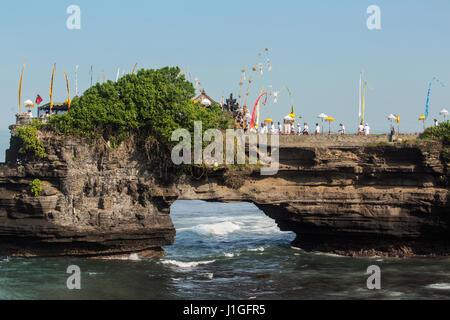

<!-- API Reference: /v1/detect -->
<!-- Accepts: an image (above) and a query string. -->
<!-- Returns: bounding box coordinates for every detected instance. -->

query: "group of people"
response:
[237,119,348,135]
[357,123,371,135]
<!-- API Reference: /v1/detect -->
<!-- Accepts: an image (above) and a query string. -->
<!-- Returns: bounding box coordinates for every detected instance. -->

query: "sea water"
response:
[0,200,449,300]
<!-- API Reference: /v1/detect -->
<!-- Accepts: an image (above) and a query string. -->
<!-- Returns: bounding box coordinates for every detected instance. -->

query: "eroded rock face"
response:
[0,135,175,257]
[0,133,449,257]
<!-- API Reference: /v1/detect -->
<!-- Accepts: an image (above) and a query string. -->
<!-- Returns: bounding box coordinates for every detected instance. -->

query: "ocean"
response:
[0,200,449,300]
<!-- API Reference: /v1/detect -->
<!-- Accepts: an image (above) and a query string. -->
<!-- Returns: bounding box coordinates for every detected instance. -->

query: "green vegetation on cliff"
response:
[15,122,47,159]
[420,121,450,146]
[48,67,232,145]
[30,179,42,197]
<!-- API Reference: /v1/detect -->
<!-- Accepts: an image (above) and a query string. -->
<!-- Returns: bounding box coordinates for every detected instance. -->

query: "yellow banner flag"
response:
[49,63,56,110]
[132,62,138,75]
[64,71,71,109]
[18,60,26,111]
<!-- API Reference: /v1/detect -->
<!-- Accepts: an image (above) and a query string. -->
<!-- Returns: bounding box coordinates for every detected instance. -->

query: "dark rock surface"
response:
[0,132,449,258]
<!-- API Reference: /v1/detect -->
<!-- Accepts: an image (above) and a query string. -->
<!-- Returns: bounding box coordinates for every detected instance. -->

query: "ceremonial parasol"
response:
[325,116,335,135]
[440,108,448,121]
[418,114,426,130]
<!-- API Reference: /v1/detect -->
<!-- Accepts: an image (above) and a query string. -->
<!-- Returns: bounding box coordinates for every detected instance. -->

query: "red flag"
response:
[35,94,43,105]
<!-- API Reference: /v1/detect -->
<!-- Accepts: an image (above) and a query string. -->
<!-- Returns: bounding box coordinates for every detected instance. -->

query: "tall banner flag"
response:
[361,81,367,124]
[19,60,26,111]
[358,72,362,119]
[64,71,71,109]
[49,63,56,110]
[425,77,444,120]
[132,62,138,75]
[250,92,267,129]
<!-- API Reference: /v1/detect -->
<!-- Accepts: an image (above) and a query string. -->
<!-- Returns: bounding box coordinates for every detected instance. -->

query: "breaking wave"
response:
[427,283,450,290]
[161,259,216,269]
[180,221,241,236]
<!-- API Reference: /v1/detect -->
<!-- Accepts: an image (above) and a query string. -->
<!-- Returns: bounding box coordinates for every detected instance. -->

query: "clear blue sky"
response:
[1,0,449,133]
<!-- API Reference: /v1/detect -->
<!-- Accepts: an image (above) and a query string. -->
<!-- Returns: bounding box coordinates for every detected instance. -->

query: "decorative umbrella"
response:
[440,108,449,121]
[317,113,328,134]
[325,116,335,135]
[387,114,396,132]
[288,113,296,119]
[264,118,274,124]
[418,114,426,130]
[201,98,211,106]
[24,99,34,108]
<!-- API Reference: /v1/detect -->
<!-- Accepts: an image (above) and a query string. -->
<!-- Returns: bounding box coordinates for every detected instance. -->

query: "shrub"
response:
[30,179,42,197]
[420,121,450,146]
[15,125,47,159]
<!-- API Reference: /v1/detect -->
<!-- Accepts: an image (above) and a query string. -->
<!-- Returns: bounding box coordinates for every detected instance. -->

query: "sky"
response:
[1,0,450,133]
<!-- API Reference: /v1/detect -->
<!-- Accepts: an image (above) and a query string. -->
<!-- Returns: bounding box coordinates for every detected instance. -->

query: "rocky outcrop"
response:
[0,134,175,258]
[0,132,449,258]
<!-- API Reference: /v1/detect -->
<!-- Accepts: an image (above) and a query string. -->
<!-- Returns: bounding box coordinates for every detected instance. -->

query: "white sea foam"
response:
[426,283,450,290]
[197,273,214,280]
[313,252,345,258]
[224,253,235,258]
[387,291,404,297]
[161,259,216,268]
[190,221,241,236]
[129,253,141,261]
[176,211,285,237]
[248,247,265,252]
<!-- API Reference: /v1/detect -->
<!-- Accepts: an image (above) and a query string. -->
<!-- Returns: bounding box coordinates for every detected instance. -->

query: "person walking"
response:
[364,123,370,135]
[302,123,309,135]
[338,123,345,135]
[315,123,320,135]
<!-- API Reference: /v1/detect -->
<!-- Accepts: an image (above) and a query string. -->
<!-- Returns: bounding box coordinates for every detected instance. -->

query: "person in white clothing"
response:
[364,123,370,135]
[277,122,282,134]
[434,119,439,127]
[302,123,309,135]
[315,123,320,135]
[297,123,301,135]
[339,123,345,135]
[358,123,364,135]
[285,123,291,135]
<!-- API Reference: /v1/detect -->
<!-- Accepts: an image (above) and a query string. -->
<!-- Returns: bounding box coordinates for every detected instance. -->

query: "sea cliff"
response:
[0,132,448,258]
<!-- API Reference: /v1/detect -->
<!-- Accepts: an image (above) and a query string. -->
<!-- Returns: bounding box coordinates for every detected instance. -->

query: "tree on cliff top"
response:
[48,67,232,145]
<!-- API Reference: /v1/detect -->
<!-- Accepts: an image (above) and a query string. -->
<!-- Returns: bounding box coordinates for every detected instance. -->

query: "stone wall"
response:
[276,133,420,147]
